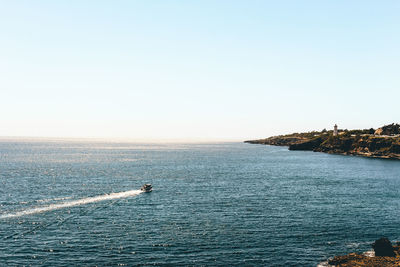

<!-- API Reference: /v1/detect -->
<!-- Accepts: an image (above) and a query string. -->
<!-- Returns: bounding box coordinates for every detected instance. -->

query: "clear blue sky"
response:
[1,1,399,140]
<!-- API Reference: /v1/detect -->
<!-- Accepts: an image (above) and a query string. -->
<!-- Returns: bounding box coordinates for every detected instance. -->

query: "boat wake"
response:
[0,189,142,219]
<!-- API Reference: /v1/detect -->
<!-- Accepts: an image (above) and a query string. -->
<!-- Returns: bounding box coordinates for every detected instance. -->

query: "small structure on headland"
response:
[375,128,383,135]
[374,124,400,136]
[333,124,338,136]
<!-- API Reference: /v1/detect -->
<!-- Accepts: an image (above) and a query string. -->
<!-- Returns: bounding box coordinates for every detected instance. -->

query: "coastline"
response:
[246,142,400,160]
[245,124,400,160]
[320,239,400,267]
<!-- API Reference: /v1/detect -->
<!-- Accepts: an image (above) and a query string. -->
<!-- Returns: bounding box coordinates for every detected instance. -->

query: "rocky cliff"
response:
[245,124,400,160]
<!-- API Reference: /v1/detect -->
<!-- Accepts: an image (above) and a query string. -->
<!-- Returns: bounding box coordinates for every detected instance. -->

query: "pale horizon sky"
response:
[1,1,399,141]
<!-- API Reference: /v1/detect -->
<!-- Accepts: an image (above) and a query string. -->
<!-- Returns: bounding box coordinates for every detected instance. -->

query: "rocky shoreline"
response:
[325,238,400,266]
[245,123,400,160]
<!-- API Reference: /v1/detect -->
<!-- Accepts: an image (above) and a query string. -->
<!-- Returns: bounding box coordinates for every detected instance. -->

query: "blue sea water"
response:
[1,140,400,266]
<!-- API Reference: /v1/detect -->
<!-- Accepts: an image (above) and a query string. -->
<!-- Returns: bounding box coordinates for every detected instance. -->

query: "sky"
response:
[1,0,399,141]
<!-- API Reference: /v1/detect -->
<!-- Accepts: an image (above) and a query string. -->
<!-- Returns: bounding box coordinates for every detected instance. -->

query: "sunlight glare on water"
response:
[1,141,400,266]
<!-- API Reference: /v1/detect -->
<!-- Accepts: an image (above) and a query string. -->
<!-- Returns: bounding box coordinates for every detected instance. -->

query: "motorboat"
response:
[141,184,152,192]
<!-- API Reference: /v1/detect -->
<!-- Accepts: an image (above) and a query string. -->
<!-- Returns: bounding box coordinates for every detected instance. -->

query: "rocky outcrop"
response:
[245,124,400,160]
[372,237,395,257]
[288,137,323,151]
[245,136,307,146]
[328,238,400,266]
[313,135,400,159]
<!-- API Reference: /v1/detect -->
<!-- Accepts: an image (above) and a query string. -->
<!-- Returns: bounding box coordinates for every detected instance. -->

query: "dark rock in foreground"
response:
[372,237,396,257]
[328,238,400,266]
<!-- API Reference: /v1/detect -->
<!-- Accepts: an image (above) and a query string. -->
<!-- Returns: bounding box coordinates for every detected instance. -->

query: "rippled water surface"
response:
[1,141,400,266]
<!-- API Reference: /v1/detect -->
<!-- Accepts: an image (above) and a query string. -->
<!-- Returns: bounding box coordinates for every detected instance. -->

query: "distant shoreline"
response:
[0,136,238,144]
[245,123,400,160]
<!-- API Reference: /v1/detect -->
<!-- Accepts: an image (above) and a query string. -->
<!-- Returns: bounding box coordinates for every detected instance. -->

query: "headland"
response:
[245,123,400,160]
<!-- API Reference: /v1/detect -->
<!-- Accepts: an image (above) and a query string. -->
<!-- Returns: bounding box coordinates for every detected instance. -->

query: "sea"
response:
[1,140,400,266]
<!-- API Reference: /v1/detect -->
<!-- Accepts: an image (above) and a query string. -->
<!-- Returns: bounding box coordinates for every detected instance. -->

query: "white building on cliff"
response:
[333,124,338,136]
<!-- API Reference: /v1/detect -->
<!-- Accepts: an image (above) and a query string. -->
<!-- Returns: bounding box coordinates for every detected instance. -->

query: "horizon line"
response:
[0,135,247,143]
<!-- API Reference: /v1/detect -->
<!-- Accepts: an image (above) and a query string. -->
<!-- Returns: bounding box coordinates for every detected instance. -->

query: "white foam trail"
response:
[36,196,73,203]
[0,190,142,219]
